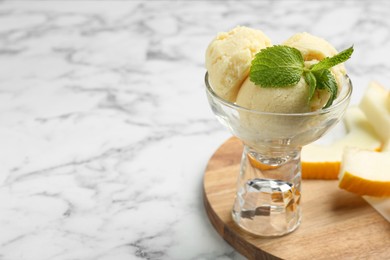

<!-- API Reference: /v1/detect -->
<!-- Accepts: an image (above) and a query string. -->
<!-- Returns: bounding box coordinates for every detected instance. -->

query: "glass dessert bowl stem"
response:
[205,73,352,237]
[233,144,302,236]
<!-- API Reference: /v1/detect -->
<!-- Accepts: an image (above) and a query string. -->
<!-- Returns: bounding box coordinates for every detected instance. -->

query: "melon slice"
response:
[359,81,390,142]
[301,106,381,179]
[382,140,390,152]
[338,147,390,197]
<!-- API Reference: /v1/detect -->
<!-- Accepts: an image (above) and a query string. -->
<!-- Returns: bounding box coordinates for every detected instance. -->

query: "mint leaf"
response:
[311,46,354,72]
[303,71,317,102]
[250,45,304,87]
[312,69,338,108]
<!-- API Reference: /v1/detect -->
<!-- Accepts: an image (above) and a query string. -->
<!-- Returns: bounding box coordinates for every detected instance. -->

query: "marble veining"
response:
[0,1,389,259]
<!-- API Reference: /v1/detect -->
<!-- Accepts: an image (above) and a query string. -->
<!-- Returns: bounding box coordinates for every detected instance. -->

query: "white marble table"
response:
[0,1,389,259]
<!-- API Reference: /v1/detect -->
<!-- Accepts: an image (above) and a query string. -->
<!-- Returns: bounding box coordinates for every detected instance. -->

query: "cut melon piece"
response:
[302,106,381,179]
[359,82,390,142]
[382,140,390,152]
[339,147,390,197]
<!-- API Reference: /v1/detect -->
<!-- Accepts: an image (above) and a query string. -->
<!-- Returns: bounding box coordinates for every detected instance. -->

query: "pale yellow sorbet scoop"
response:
[205,26,272,102]
[283,32,346,98]
[237,76,313,113]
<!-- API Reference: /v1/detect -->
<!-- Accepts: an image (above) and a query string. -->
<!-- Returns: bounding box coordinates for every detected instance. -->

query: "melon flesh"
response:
[339,147,390,197]
[359,82,390,142]
[301,106,381,179]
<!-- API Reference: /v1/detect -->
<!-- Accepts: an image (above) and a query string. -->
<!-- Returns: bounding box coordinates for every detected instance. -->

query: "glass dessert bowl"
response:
[205,72,352,237]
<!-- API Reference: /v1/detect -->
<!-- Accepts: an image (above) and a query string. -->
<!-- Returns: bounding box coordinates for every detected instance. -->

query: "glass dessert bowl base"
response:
[231,145,302,237]
[232,178,302,237]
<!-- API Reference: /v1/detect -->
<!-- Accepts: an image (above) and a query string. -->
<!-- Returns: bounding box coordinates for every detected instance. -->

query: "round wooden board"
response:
[203,137,390,260]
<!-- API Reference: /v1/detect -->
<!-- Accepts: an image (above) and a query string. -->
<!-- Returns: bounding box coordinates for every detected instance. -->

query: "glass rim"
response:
[204,72,353,117]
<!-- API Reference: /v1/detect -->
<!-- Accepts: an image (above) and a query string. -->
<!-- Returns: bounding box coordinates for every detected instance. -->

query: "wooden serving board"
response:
[203,137,390,260]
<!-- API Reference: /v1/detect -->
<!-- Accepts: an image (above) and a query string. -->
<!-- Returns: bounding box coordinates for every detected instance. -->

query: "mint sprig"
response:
[250,45,353,108]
